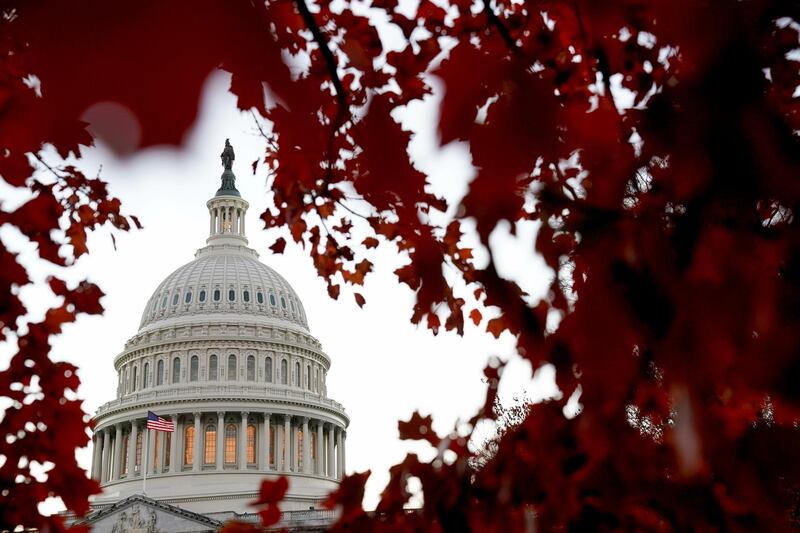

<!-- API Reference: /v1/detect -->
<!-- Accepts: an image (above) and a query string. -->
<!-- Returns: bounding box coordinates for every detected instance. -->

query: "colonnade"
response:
[209,204,246,237]
[91,411,346,484]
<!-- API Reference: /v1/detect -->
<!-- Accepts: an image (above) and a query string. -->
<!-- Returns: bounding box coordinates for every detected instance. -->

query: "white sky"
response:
[0,71,560,513]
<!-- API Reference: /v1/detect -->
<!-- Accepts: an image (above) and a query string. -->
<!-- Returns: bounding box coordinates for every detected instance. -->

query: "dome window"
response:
[228,289,236,302]
[246,355,255,381]
[265,356,273,382]
[199,289,207,302]
[185,291,192,304]
[281,296,287,309]
[172,357,181,384]
[161,296,168,309]
[213,289,221,302]
[172,293,179,306]
[227,354,237,380]
[190,355,199,381]
[209,355,218,380]
[243,290,250,303]
[269,293,277,306]
[290,300,296,313]
[257,291,264,304]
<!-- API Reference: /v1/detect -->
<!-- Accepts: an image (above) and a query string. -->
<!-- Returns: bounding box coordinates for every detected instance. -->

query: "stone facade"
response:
[88,151,348,527]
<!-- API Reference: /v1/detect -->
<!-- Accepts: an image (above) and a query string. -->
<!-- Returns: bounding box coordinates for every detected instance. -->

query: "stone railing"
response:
[95,384,346,417]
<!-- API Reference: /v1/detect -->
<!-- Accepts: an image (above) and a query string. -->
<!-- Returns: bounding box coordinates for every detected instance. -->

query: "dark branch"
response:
[295,0,348,109]
[483,0,518,51]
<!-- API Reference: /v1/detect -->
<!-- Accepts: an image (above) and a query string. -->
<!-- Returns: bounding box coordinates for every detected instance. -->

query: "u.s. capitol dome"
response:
[84,142,348,529]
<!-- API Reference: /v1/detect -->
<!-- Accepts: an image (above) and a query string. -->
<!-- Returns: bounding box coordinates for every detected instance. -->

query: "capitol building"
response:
[79,143,349,531]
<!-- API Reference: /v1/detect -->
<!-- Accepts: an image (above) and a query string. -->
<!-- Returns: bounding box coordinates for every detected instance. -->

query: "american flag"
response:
[146,411,174,432]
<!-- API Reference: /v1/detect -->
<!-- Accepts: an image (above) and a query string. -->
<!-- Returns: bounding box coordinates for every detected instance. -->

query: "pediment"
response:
[80,494,222,533]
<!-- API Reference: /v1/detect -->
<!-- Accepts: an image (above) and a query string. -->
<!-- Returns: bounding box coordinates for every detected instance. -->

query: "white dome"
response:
[139,246,309,332]
[90,148,347,519]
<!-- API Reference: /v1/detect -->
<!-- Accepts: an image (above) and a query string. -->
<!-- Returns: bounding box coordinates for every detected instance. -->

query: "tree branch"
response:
[483,0,518,51]
[295,0,348,110]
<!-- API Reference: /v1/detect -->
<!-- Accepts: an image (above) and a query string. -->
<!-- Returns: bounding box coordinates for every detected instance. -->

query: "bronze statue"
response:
[221,138,235,170]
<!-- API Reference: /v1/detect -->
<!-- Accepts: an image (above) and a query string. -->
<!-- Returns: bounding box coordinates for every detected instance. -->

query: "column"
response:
[292,421,299,472]
[93,431,104,480]
[240,412,249,469]
[128,421,138,477]
[336,428,343,479]
[192,412,201,472]
[111,424,123,481]
[216,412,225,471]
[241,208,246,235]
[316,422,324,475]
[101,429,111,482]
[169,414,179,473]
[259,414,269,470]
[91,433,102,480]
[282,416,290,472]
[301,417,310,474]
[342,431,347,476]
[327,425,335,478]
[157,427,167,473]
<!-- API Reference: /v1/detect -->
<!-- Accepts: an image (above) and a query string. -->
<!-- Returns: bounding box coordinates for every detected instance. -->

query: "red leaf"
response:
[469,308,482,326]
[398,411,440,447]
[269,237,286,254]
[354,293,366,308]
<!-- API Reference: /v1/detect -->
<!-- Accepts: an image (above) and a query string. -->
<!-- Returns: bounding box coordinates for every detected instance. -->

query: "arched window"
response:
[265,357,273,383]
[190,355,199,382]
[132,366,138,391]
[228,288,236,302]
[199,289,206,302]
[269,292,276,306]
[172,357,181,384]
[227,355,237,380]
[281,296,287,309]
[156,360,164,386]
[124,367,129,393]
[247,424,256,464]
[257,291,264,304]
[247,355,255,381]
[172,293,179,306]
[213,288,221,301]
[224,424,237,464]
[281,359,288,385]
[184,425,194,466]
[204,425,216,465]
[143,362,150,388]
[185,291,192,304]
[306,365,311,389]
[121,434,130,475]
[294,362,300,387]
[135,431,143,469]
[209,355,218,380]
[161,296,168,309]
[243,290,250,303]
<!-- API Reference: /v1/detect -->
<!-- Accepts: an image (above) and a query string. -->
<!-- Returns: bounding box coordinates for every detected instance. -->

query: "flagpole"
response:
[143,428,149,495]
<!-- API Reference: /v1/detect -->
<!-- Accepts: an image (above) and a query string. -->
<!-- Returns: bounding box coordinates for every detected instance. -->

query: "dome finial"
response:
[217,139,240,197]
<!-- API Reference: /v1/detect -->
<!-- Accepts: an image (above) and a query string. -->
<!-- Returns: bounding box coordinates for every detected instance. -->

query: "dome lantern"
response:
[206,140,249,246]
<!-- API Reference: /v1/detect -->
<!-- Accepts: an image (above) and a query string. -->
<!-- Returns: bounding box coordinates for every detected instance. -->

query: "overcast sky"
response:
[0,71,560,514]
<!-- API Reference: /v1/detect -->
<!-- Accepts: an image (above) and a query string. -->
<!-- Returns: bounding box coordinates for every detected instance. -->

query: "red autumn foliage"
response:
[1,0,800,531]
